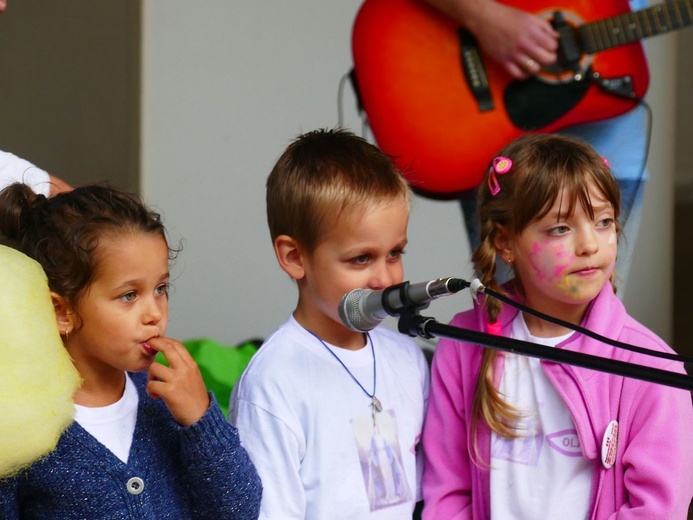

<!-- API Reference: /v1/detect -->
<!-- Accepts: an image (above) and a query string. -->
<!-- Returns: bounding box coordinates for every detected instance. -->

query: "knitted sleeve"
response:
[179,393,262,520]
[0,473,21,517]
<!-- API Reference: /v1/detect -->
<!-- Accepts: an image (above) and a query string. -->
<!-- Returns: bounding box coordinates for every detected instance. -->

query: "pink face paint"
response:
[529,240,589,299]
[528,240,573,282]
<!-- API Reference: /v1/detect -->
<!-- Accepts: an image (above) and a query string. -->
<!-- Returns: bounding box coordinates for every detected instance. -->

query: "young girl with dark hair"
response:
[0,184,261,519]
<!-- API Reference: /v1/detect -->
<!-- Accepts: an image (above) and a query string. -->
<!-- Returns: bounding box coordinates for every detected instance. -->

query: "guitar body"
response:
[352,0,650,198]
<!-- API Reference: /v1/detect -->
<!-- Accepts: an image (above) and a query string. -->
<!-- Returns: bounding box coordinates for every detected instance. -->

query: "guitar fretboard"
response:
[578,0,693,54]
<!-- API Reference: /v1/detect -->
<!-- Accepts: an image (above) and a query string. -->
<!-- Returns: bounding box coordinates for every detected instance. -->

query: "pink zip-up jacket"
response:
[422,284,693,519]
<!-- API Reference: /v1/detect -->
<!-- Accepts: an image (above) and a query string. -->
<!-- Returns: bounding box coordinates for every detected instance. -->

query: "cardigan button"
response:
[126,476,145,495]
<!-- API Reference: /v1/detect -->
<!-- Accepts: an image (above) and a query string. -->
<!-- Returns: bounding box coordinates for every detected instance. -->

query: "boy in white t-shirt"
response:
[230,128,429,519]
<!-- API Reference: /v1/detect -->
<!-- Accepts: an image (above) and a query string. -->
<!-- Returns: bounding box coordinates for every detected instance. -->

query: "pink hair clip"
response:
[488,156,513,196]
[602,157,610,168]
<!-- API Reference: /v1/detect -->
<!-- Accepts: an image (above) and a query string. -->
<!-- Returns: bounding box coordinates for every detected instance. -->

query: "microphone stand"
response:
[396,307,693,392]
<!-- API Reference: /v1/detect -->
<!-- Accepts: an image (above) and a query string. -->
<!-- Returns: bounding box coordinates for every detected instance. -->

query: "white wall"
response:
[141,1,473,346]
[142,1,674,346]
[626,33,676,339]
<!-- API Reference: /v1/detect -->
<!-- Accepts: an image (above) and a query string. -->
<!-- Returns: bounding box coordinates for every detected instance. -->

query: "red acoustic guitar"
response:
[352,0,691,199]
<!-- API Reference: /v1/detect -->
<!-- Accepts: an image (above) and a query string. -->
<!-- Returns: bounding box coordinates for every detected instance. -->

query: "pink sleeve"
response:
[421,337,475,520]
[609,375,693,519]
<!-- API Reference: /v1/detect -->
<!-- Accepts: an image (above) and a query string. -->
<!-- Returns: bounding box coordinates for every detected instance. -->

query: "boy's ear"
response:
[273,235,306,280]
[51,292,77,336]
[493,224,515,264]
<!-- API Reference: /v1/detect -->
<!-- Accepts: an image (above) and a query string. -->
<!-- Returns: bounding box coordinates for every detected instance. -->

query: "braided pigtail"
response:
[470,217,504,323]
[469,197,523,465]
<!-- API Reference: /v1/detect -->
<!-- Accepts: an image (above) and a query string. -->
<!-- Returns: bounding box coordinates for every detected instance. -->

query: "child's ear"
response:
[493,224,515,264]
[273,235,306,280]
[51,292,77,337]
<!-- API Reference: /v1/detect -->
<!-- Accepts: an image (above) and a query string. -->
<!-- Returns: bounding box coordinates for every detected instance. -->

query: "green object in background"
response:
[155,338,261,418]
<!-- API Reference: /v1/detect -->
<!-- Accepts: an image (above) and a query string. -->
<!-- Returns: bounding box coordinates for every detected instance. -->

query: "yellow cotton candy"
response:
[0,245,81,478]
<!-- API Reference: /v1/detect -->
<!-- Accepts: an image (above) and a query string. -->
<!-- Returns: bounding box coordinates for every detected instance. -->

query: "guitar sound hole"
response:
[538,8,592,85]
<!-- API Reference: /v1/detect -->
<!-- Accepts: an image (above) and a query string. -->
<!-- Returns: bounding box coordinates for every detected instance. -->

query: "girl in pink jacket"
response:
[422,134,693,519]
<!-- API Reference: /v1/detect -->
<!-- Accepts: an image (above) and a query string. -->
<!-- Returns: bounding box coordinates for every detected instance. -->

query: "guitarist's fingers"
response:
[517,24,558,67]
[532,47,558,67]
[511,54,546,79]
[472,2,558,79]
[522,58,539,75]
[524,45,557,70]
[529,28,559,65]
[534,19,560,44]
[505,61,528,80]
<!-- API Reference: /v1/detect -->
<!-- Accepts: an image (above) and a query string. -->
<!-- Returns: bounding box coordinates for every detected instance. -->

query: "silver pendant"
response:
[372,396,383,413]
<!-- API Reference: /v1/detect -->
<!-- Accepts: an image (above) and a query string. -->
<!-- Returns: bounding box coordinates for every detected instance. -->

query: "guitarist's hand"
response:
[423,0,559,79]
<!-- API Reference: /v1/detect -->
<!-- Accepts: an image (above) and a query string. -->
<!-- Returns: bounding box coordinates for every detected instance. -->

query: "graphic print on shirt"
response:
[492,419,583,465]
[352,409,412,511]
[491,416,543,466]
[546,429,583,457]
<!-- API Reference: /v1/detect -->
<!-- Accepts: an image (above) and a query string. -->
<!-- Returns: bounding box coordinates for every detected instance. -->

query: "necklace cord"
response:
[307,330,377,399]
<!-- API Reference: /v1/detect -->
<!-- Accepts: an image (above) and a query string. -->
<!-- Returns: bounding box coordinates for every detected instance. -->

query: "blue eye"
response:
[388,248,405,260]
[548,226,569,236]
[119,291,137,303]
[155,283,170,297]
[351,255,371,265]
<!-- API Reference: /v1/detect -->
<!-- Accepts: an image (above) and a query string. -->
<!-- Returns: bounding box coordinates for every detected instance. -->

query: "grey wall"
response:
[0,1,140,191]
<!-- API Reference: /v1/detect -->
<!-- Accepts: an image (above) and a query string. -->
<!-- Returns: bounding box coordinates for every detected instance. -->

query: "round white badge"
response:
[601,420,619,469]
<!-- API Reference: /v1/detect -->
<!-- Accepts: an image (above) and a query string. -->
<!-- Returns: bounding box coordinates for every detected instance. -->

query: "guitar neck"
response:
[579,0,693,53]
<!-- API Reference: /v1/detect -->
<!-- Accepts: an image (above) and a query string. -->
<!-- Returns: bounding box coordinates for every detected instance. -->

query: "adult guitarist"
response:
[419,0,649,292]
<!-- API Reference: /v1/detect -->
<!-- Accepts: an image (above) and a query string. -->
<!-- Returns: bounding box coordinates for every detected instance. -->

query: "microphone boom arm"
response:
[396,310,693,392]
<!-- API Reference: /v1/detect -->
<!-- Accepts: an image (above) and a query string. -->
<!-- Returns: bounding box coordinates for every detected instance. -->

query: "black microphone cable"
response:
[470,279,693,365]
[589,70,651,230]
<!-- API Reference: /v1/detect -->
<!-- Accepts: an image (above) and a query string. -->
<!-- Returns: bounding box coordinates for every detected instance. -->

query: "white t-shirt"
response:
[230,316,430,519]
[490,313,592,520]
[0,150,51,196]
[74,372,138,463]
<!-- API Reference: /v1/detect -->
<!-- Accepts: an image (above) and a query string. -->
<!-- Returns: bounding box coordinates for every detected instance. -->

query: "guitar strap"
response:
[457,29,494,112]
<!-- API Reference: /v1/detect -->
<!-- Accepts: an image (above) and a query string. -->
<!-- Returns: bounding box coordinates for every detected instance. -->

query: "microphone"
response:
[338,277,469,332]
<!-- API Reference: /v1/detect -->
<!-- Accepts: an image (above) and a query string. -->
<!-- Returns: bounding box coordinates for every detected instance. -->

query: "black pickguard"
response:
[503,73,592,131]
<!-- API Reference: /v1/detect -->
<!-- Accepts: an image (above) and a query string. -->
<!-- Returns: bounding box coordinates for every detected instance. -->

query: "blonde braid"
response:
[469,202,523,465]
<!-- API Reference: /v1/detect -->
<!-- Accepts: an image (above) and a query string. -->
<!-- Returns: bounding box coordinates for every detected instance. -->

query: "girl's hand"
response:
[145,336,210,427]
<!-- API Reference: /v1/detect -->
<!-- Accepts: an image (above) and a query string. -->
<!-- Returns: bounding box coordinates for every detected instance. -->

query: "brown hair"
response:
[471,133,621,447]
[266,128,410,252]
[0,183,175,306]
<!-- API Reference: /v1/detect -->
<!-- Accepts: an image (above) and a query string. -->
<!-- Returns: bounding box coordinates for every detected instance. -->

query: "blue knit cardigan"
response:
[0,372,262,519]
